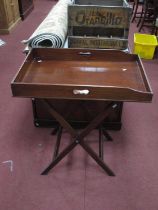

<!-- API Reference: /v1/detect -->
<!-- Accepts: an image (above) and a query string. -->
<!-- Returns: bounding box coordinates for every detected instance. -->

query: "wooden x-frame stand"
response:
[41,99,117,176]
[11,48,153,177]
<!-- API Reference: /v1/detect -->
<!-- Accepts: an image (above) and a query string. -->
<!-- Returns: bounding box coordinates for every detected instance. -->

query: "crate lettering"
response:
[69,6,131,28]
[68,2,132,50]
[68,37,127,49]
[76,10,123,26]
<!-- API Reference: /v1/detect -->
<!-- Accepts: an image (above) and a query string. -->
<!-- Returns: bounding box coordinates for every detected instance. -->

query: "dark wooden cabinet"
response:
[32,99,123,130]
[18,0,34,20]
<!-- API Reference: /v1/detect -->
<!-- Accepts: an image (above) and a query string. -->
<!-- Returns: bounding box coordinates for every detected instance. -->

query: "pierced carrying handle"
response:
[78,52,92,56]
[73,89,90,95]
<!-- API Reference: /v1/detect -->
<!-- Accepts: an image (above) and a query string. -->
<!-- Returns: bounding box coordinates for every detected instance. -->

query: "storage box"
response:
[75,0,125,6]
[68,0,132,49]
[32,98,123,130]
[134,33,158,59]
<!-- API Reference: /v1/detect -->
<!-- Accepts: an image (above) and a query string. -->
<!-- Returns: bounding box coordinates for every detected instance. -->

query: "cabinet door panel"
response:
[0,0,20,33]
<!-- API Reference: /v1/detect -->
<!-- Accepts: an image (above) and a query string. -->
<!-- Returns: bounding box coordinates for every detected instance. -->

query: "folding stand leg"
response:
[51,125,59,135]
[53,126,62,160]
[41,141,77,175]
[80,141,115,176]
[99,127,104,160]
[41,99,117,176]
[51,102,75,135]
[102,129,113,141]
[98,126,113,158]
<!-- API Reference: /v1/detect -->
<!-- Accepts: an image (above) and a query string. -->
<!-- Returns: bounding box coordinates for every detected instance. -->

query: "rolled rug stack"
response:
[23,0,74,48]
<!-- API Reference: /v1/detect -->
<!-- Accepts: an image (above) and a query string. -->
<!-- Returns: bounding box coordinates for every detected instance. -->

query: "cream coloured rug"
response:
[23,0,74,48]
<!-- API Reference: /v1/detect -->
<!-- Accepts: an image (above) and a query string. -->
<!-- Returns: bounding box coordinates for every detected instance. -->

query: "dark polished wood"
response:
[41,100,116,176]
[32,99,123,130]
[11,48,153,102]
[99,127,104,160]
[53,126,62,160]
[11,48,153,175]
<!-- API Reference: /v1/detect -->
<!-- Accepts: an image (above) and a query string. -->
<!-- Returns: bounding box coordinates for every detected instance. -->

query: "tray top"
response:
[21,60,145,90]
[11,48,153,102]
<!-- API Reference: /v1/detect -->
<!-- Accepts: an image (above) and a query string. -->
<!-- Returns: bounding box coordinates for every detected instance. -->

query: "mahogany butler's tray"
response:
[11,48,153,102]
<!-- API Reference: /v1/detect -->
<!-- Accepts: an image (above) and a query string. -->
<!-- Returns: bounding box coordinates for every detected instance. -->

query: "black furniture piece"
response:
[131,0,144,23]
[32,98,123,130]
[137,0,157,32]
[18,0,34,20]
[131,0,158,33]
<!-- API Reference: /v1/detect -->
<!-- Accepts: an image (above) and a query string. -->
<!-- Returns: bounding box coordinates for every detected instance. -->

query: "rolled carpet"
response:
[23,0,74,48]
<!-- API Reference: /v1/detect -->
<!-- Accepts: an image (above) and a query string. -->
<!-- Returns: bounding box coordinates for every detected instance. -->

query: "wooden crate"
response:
[75,0,126,6]
[68,36,128,49]
[68,0,132,49]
